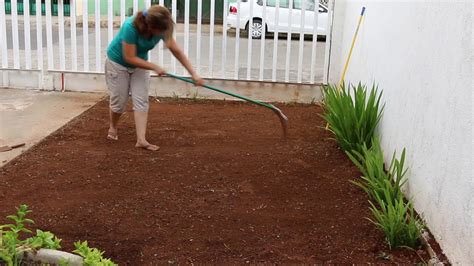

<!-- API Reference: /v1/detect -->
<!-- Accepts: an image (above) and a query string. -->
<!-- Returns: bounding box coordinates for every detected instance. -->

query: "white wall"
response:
[0,70,322,103]
[328,0,473,264]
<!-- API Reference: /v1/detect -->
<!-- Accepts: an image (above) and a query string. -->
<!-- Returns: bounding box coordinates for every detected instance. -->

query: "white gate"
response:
[0,0,333,91]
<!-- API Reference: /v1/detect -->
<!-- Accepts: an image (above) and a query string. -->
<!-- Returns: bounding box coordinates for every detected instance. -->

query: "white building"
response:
[328,1,473,264]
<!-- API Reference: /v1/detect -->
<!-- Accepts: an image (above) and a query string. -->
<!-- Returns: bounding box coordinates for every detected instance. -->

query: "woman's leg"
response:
[105,59,130,140]
[133,111,159,150]
[130,68,159,151]
[108,109,121,140]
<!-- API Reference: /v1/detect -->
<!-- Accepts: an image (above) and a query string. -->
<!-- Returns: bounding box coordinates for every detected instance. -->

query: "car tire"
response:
[246,18,265,39]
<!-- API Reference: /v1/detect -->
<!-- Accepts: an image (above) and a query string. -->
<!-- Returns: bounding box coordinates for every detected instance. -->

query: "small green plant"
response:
[0,204,35,265]
[1,205,117,265]
[190,91,200,101]
[73,241,117,266]
[26,229,62,250]
[322,83,384,155]
[347,138,407,205]
[172,92,180,101]
[369,192,423,248]
[347,139,423,248]
[0,205,61,266]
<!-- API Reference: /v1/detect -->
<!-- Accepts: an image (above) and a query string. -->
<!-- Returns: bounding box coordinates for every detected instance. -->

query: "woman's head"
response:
[134,5,174,39]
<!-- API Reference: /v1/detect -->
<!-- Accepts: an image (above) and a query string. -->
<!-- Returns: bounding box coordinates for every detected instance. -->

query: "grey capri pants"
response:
[105,58,150,113]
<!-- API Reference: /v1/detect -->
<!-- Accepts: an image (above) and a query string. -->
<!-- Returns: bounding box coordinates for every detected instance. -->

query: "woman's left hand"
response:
[192,75,205,87]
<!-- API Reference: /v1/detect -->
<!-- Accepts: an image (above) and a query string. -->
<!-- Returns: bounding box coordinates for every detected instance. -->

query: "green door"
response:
[5,0,70,16]
[50,0,71,16]
[5,0,12,14]
[173,0,224,23]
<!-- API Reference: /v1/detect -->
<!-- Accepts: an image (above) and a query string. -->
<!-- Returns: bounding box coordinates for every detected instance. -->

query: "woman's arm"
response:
[166,38,204,86]
[122,42,166,75]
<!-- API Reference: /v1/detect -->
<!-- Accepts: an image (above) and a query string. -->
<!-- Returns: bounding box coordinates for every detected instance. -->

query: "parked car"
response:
[227,0,329,39]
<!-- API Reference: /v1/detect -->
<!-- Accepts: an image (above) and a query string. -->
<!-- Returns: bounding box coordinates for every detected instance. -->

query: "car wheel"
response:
[247,19,265,39]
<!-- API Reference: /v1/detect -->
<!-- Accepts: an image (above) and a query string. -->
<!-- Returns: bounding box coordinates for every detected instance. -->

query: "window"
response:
[293,0,318,11]
[267,0,290,8]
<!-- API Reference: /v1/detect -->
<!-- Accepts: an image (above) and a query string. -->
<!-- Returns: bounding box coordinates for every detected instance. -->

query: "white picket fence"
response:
[0,0,333,87]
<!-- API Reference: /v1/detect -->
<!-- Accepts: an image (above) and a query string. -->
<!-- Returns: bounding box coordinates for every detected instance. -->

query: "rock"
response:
[24,249,83,266]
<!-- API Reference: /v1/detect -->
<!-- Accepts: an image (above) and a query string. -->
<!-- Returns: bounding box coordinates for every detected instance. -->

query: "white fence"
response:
[0,0,333,89]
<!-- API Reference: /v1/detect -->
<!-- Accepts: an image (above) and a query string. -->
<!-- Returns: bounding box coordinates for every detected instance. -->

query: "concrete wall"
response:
[0,70,322,104]
[328,1,473,264]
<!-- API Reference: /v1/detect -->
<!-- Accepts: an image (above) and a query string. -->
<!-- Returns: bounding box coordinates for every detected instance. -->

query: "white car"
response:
[227,0,329,39]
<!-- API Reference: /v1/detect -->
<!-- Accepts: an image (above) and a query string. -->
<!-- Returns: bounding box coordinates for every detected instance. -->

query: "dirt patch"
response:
[0,99,430,264]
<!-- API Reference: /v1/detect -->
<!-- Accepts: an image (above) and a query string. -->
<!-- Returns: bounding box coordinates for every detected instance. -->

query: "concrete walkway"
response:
[0,88,104,167]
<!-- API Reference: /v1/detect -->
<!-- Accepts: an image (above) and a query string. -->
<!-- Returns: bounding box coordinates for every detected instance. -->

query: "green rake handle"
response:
[166,72,288,137]
[166,73,275,110]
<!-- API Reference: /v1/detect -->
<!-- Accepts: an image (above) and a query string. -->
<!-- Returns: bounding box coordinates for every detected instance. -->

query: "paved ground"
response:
[0,88,104,167]
[2,19,327,83]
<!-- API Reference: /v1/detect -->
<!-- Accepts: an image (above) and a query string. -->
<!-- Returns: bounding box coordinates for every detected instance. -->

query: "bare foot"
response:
[135,141,160,151]
[107,128,118,141]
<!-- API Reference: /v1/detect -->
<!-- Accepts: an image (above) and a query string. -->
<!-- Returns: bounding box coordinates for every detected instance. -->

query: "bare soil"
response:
[0,98,431,264]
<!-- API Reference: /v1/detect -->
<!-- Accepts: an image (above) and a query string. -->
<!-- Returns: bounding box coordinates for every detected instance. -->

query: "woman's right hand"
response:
[154,65,166,76]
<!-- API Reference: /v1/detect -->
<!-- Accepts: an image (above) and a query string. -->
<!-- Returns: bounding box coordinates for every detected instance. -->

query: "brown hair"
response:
[134,5,174,39]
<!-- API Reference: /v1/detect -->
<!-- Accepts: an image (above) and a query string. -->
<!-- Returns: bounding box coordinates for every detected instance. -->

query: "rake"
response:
[166,73,288,137]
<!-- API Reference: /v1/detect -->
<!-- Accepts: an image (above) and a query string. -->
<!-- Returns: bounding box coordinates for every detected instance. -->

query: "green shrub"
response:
[369,192,423,249]
[26,229,62,250]
[0,205,61,266]
[73,241,117,266]
[347,140,423,248]
[322,82,423,249]
[322,83,384,155]
[347,138,407,205]
[1,205,117,266]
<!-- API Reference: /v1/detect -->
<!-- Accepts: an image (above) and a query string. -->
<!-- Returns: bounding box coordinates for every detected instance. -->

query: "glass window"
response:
[293,0,317,11]
[267,0,289,8]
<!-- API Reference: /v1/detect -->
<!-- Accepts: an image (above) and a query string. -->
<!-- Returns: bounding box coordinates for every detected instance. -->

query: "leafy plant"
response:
[0,205,62,266]
[26,229,62,250]
[347,138,407,205]
[322,83,384,156]
[0,204,35,265]
[1,205,117,265]
[369,192,423,248]
[347,139,423,248]
[73,241,117,266]
[323,82,423,249]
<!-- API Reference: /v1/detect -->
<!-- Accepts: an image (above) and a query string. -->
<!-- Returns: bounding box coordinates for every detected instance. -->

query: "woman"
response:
[105,5,204,151]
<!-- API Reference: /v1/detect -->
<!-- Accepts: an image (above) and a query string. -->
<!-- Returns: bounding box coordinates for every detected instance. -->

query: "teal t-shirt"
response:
[107,16,163,68]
